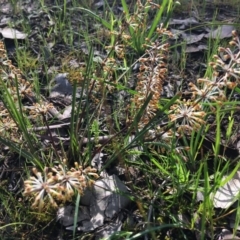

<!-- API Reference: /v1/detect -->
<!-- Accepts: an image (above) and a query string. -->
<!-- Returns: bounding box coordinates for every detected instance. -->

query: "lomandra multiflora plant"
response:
[169,31,240,134]
[103,0,173,55]
[127,26,172,128]
[0,41,33,142]
[0,41,99,211]
[0,41,54,143]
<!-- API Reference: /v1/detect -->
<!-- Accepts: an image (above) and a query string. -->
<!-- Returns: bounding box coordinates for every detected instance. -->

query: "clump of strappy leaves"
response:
[23,160,99,211]
[104,0,173,54]
[0,41,54,142]
[168,30,240,133]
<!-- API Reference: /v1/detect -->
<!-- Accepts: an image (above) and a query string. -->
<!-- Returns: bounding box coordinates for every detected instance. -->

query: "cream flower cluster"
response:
[23,161,99,211]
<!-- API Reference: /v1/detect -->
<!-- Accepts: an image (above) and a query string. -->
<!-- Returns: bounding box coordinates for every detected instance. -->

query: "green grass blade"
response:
[73,7,111,29]
[201,159,211,240]
[0,78,36,152]
[214,105,221,161]
[0,136,43,169]
[147,0,172,39]
[0,222,33,230]
[129,224,182,240]
[121,0,135,39]
[69,80,78,158]
[73,193,81,239]
[150,156,171,176]
[121,0,129,16]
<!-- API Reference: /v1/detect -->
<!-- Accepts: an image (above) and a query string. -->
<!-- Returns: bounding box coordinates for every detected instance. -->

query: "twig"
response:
[28,122,71,131]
